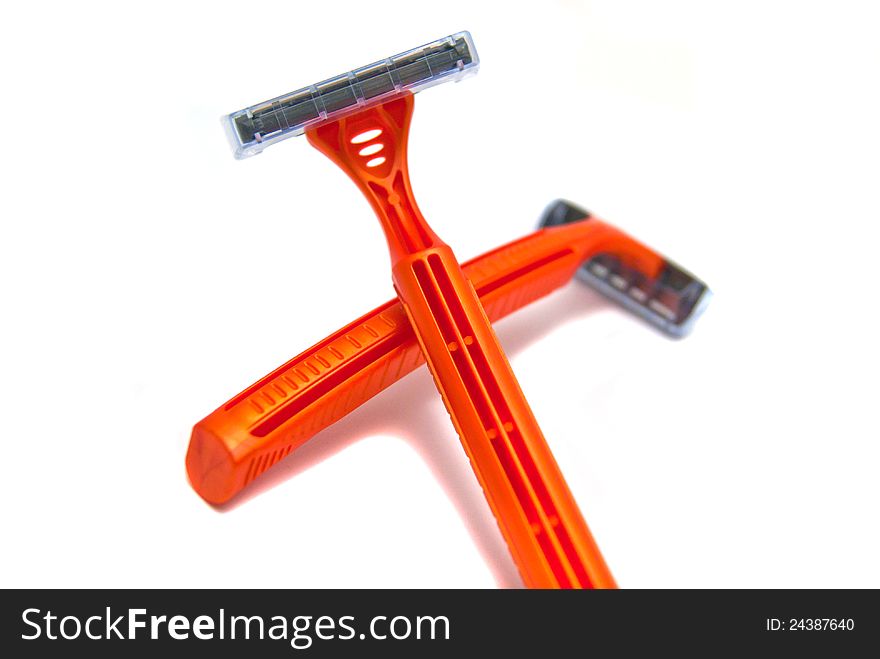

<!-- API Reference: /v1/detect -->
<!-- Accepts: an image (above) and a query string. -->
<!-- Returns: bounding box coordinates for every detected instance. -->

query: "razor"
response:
[225,32,617,589]
[188,196,710,582]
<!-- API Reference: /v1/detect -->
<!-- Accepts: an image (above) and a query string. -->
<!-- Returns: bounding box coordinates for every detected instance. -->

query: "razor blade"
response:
[540,200,711,337]
[225,31,479,159]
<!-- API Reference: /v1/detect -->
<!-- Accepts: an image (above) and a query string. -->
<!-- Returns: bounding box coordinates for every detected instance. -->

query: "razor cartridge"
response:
[226,32,478,158]
[540,200,711,337]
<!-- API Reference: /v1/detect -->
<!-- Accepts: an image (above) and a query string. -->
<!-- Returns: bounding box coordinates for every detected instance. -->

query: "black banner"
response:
[1,589,875,656]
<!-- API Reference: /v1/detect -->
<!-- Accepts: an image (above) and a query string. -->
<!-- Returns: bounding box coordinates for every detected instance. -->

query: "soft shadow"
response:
[212,283,609,587]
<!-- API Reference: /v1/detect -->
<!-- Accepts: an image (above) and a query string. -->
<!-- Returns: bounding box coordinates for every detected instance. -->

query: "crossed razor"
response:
[187,32,709,588]
[186,202,710,575]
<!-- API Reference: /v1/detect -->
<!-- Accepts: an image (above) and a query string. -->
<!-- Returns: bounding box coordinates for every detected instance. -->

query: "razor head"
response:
[540,200,711,338]
[226,31,479,159]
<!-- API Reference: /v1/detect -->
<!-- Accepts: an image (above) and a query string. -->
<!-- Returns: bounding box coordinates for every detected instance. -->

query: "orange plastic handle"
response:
[187,217,662,506]
[305,94,618,589]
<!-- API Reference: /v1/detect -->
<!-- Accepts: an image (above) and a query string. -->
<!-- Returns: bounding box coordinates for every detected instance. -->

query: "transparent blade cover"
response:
[225,31,479,159]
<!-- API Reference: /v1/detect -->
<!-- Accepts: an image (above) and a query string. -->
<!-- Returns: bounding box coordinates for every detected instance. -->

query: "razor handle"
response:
[393,245,614,588]
[187,217,665,506]
[307,94,616,588]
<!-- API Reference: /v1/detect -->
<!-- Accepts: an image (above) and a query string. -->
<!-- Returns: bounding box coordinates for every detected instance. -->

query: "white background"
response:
[1,1,878,588]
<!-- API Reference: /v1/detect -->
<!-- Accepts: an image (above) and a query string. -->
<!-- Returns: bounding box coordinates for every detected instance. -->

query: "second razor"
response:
[188,201,710,508]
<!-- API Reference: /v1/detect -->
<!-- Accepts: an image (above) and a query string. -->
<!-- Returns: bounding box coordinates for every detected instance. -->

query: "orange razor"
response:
[188,200,710,508]
[216,34,707,588]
